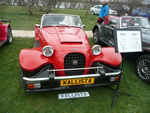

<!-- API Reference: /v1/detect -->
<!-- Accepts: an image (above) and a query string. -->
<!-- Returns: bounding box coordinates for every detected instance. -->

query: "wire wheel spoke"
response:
[94,32,98,42]
[138,59,150,80]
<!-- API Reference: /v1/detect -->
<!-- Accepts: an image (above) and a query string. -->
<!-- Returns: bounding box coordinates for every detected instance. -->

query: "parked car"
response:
[131,8,141,16]
[19,14,122,92]
[90,5,117,15]
[109,4,130,15]
[0,19,13,47]
[139,9,150,20]
[131,8,150,20]
[92,16,150,83]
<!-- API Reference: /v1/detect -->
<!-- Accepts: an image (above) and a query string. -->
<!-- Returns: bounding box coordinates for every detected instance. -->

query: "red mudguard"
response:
[19,47,122,72]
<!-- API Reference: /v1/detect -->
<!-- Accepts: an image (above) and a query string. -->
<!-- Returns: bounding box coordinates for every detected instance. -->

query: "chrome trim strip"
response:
[23,71,121,82]
[105,71,121,76]
[48,67,103,72]
[54,74,100,80]
[23,77,49,82]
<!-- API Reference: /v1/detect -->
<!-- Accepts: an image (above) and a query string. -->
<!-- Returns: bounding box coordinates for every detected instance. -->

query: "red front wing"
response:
[19,47,122,76]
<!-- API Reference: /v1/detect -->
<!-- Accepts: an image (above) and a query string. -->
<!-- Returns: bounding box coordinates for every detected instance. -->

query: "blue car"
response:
[131,8,141,16]
[139,9,150,19]
[131,8,150,20]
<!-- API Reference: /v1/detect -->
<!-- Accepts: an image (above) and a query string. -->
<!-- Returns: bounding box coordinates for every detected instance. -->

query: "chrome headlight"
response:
[42,46,54,57]
[92,45,102,55]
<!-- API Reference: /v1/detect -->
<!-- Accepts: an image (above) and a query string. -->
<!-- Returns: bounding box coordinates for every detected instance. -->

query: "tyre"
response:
[91,11,95,15]
[136,54,150,83]
[6,27,13,44]
[93,29,101,44]
[21,71,27,91]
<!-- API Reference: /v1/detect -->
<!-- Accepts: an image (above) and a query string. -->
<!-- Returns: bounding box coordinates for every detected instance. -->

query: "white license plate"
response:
[58,92,90,99]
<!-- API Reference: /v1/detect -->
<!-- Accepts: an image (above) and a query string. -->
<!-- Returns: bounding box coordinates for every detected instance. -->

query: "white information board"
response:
[114,29,142,53]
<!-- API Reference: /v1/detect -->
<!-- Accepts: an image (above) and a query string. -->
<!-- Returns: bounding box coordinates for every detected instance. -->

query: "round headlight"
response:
[92,45,102,55]
[42,46,54,57]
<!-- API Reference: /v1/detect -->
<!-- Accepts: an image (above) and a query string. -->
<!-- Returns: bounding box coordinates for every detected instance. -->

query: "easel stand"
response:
[111,54,132,109]
[109,28,142,109]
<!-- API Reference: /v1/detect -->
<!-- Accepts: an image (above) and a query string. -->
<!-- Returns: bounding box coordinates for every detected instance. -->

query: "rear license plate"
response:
[60,78,95,86]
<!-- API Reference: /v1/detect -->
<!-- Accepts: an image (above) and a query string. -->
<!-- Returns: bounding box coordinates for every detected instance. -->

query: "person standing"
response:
[97,0,109,25]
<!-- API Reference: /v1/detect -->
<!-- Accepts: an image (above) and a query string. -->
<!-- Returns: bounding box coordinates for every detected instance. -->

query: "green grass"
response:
[0,6,98,30]
[0,38,150,113]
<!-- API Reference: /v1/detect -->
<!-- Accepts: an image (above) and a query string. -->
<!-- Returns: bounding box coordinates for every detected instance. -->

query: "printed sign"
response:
[114,29,142,53]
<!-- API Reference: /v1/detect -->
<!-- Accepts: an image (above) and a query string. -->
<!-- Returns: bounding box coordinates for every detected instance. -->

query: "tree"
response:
[85,0,98,16]
[40,0,60,14]
[13,0,26,6]
[127,0,142,15]
[26,0,34,15]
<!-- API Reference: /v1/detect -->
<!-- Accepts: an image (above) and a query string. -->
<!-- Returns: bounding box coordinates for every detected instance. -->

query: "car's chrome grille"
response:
[64,53,85,76]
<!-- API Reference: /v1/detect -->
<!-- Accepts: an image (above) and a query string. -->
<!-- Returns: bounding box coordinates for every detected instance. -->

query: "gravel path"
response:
[12,30,93,38]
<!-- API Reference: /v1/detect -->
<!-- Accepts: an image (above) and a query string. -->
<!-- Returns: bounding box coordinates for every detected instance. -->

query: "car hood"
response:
[44,27,83,43]
[140,28,150,50]
[141,28,150,34]
[40,26,90,50]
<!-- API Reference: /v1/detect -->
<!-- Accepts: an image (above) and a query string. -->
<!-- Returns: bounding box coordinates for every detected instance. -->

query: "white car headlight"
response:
[42,46,54,57]
[92,45,102,55]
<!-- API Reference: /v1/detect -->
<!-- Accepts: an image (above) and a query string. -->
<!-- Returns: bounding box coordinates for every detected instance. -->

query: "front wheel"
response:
[136,54,150,83]
[6,27,13,44]
[93,29,101,44]
[91,11,95,15]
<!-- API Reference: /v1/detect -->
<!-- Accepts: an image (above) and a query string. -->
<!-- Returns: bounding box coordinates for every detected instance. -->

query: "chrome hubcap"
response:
[137,59,150,80]
[141,66,148,73]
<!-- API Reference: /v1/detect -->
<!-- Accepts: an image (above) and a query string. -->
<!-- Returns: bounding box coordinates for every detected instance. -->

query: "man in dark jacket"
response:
[97,0,109,24]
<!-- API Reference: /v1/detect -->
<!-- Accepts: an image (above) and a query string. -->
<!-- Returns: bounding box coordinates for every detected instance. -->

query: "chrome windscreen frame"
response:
[40,14,84,29]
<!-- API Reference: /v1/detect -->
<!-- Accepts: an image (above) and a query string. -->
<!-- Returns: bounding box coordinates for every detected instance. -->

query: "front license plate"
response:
[60,78,95,86]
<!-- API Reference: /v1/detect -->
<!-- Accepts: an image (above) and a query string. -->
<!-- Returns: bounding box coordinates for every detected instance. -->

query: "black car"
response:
[92,16,150,83]
[110,4,130,15]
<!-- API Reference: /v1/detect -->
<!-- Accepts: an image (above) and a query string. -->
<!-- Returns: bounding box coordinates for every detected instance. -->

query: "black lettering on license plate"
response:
[60,78,95,86]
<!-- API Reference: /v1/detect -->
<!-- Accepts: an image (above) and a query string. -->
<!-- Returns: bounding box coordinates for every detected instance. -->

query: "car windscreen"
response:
[121,17,150,28]
[42,15,82,28]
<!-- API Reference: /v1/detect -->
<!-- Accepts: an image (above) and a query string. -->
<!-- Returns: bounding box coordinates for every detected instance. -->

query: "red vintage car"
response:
[19,14,122,92]
[0,19,13,46]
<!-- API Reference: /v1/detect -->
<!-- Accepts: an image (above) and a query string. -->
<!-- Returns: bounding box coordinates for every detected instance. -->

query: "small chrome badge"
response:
[72,60,78,65]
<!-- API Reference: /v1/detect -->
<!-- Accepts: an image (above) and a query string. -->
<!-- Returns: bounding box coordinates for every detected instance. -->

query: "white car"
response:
[90,5,118,15]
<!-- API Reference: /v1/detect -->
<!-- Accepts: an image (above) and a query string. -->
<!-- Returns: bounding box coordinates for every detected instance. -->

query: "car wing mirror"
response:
[35,24,40,28]
[110,24,116,28]
[82,25,85,28]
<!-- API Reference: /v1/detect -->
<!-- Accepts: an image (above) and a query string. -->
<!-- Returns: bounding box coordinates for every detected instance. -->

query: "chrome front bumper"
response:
[23,67,121,82]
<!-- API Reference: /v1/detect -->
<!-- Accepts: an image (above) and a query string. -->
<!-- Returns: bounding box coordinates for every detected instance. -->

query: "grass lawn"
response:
[0,6,98,31]
[0,38,150,113]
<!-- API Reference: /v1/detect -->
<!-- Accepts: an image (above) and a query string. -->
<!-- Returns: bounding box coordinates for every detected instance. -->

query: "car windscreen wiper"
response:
[42,25,56,27]
[69,25,81,28]
[55,24,70,27]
